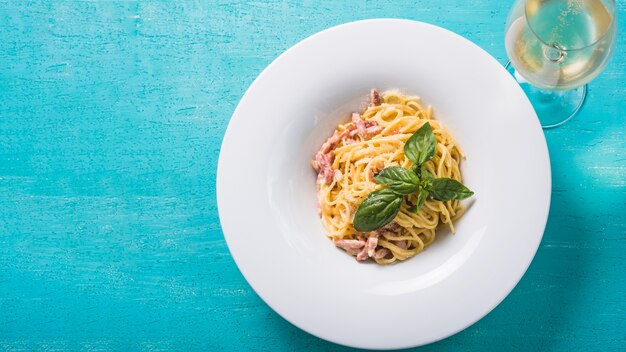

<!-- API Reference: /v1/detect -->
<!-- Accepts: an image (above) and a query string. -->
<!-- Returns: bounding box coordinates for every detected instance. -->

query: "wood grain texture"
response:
[0,1,624,351]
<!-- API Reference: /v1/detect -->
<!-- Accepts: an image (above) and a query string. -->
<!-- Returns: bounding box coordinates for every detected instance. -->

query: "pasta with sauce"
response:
[311,89,466,264]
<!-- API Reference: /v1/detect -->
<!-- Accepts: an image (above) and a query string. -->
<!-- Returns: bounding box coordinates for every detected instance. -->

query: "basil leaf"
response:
[410,164,421,176]
[421,168,434,181]
[416,188,429,211]
[374,167,420,195]
[420,168,434,190]
[408,187,429,213]
[430,178,474,201]
[353,189,403,232]
[404,122,436,166]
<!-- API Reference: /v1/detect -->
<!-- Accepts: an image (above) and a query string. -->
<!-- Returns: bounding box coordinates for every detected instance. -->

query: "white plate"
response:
[217,19,550,350]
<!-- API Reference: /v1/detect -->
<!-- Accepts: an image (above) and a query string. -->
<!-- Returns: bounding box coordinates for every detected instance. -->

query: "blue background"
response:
[1,1,624,350]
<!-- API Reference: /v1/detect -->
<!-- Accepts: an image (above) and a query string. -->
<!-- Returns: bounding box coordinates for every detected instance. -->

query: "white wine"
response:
[505,0,615,90]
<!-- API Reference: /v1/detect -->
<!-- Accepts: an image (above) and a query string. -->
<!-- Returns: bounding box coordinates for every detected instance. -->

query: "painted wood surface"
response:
[0,1,624,350]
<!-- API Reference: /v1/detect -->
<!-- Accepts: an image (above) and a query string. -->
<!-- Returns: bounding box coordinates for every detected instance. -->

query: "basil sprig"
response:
[353,122,473,232]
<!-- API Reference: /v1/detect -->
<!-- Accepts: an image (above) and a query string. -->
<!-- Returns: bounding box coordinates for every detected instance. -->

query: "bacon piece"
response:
[356,247,370,261]
[374,248,390,260]
[334,239,366,250]
[365,125,382,135]
[394,240,409,249]
[366,234,379,257]
[381,222,400,233]
[312,123,358,185]
[356,232,379,262]
[370,89,381,107]
[310,159,319,172]
[357,121,367,137]
[334,239,366,256]
[352,112,367,138]
[364,120,378,128]
[315,151,332,169]
[349,117,381,139]
[320,124,356,154]
[315,151,335,185]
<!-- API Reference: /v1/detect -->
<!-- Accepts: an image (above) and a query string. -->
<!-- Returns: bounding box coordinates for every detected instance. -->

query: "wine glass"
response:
[504,0,617,128]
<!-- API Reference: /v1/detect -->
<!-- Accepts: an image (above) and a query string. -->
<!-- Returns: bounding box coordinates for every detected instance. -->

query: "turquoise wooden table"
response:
[1,1,624,351]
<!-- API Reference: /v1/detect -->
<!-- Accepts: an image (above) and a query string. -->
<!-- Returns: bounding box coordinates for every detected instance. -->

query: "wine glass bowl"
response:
[504,0,617,128]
